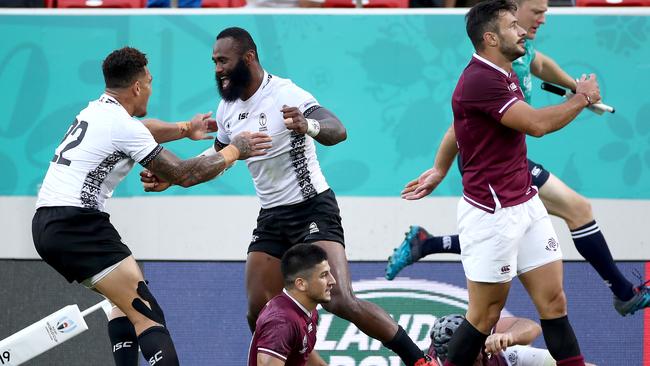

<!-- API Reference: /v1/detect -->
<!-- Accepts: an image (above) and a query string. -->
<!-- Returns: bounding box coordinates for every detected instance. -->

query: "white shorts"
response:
[457,194,562,283]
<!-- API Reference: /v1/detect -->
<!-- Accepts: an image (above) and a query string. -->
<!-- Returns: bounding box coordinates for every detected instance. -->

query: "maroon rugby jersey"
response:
[452,53,536,213]
[248,290,318,366]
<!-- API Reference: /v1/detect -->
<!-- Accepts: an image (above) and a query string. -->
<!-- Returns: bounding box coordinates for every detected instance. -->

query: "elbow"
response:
[527,121,546,138]
[177,180,193,188]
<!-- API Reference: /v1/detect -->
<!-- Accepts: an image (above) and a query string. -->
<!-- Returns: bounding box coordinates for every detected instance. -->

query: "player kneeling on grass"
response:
[32,46,271,366]
[428,314,597,366]
[249,244,336,366]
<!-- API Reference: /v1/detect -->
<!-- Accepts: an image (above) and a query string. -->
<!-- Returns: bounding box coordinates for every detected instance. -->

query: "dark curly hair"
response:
[216,27,259,61]
[466,0,518,51]
[102,47,148,89]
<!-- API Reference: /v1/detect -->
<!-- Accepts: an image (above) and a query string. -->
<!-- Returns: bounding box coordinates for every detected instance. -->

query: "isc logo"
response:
[113,341,133,352]
[149,351,163,365]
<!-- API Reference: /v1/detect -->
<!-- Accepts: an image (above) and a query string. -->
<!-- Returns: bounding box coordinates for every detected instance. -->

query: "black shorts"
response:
[527,159,551,188]
[32,206,131,283]
[456,156,551,188]
[248,189,345,259]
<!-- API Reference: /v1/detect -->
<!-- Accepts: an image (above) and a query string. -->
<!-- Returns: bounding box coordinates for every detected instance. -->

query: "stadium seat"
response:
[201,0,246,7]
[323,0,407,7]
[56,0,146,7]
[576,0,650,5]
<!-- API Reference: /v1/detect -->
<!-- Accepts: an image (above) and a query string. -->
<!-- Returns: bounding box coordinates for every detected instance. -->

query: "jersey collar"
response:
[472,53,511,77]
[283,288,312,317]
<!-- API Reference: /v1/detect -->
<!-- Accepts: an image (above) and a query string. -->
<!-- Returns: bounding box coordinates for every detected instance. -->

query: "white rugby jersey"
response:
[36,94,162,212]
[216,72,329,209]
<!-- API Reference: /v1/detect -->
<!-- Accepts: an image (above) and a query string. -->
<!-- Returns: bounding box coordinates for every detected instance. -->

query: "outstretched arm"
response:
[141,131,271,190]
[282,105,347,146]
[401,123,458,200]
[142,111,217,143]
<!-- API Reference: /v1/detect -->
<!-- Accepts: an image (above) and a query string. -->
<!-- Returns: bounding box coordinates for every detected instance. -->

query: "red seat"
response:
[323,0,407,7]
[56,0,146,7]
[576,0,650,5]
[201,0,246,6]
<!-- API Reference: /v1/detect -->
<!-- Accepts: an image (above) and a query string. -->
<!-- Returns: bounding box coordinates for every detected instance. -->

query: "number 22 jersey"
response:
[36,94,162,212]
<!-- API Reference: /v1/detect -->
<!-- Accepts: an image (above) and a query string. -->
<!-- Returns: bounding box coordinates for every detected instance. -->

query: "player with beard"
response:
[141,27,438,366]
[388,0,650,318]
[249,244,336,366]
[426,1,599,365]
[33,47,271,366]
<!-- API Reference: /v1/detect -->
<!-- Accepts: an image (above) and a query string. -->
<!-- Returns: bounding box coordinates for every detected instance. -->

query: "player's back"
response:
[37,94,160,212]
[248,291,318,366]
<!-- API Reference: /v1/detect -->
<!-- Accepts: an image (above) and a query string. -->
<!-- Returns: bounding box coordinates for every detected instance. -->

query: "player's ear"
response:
[294,277,307,291]
[133,80,141,97]
[244,50,255,66]
[484,32,498,48]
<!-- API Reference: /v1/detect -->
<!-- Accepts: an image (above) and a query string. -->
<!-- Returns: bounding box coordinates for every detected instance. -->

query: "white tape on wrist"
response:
[306,118,321,137]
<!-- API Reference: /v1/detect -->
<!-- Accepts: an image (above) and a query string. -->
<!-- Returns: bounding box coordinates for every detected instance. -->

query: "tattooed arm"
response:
[282,105,347,146]
[142,131,272,190]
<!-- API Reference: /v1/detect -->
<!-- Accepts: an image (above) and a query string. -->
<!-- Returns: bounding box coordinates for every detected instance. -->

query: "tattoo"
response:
[145,149,228,187]
[230,134,253,158]
[305,107,347,146]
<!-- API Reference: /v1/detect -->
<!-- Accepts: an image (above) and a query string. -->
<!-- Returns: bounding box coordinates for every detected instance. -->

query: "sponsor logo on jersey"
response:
[238,112,249,120]
[309,222,319,234]
[300,335,309,354]
[509,82,518,92]
[316,279,512,365]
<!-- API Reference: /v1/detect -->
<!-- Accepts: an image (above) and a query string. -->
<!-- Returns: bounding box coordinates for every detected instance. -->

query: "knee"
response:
[322,290,361,320]
[539,290,567,318]
[467,303,502,334]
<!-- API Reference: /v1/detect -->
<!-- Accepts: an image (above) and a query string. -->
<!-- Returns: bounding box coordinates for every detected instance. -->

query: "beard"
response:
[216,58,252,102]
[500,38,526,62]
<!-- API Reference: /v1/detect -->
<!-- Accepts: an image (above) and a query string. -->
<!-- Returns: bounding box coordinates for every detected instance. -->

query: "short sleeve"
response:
[215,100,231,145]
[277,81,320,115]
[111,117,162,166]
[254,316,297,361]
[463,72,522,122]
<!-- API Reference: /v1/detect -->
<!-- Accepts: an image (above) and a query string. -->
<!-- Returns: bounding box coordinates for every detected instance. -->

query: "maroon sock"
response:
[557,355,585,366]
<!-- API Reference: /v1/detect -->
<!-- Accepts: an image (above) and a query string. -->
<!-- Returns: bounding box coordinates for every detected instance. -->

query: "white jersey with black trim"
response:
[36,94,162,212]
[216,71,329,209]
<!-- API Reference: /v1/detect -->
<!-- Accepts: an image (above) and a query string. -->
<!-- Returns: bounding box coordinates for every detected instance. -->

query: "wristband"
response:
[219,145,240,166]
[306,118,321,137]
[177,121,191,137]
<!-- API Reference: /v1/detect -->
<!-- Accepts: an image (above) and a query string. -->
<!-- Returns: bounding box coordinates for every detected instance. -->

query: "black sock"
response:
[137,326,179,366]
[446,320,488,366]
[108,317,139,366]
[383,326,425,366]
[540,316,581,361]
[571,220,634,301]
[421,235,461,257]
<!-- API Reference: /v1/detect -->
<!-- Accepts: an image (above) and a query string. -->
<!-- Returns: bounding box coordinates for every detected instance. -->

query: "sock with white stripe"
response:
[571,220,634,301]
